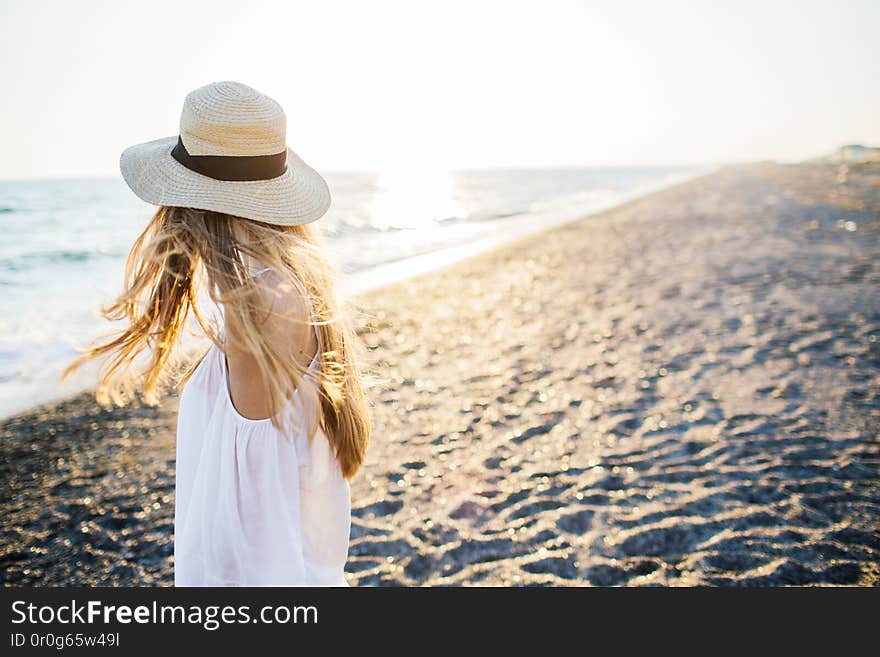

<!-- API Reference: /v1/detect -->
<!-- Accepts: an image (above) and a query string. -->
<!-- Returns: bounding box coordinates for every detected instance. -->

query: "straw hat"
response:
[120,81,331,226]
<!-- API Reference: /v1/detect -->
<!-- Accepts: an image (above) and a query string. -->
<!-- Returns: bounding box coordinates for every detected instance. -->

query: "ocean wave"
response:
[460,210,527,223]
[0,248,119,271]
[324,220,407,237]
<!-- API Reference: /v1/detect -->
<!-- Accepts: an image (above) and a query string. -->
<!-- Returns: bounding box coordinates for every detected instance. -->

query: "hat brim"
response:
[120,136,331,226]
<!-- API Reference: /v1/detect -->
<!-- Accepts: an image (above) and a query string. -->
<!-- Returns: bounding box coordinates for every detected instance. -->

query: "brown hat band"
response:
[170,136,288,182]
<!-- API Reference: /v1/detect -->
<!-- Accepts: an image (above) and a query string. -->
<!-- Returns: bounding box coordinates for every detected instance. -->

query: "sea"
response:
[0,166,705,417]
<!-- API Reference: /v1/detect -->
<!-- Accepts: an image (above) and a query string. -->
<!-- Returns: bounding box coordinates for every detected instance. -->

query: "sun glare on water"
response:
[368,167,464,231]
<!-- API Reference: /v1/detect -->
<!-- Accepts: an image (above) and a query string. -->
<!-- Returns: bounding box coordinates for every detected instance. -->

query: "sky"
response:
[0,0,878,178]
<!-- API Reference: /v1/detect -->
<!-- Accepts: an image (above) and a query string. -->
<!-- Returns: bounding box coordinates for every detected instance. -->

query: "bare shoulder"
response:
[254,269,318,369]
[222,270,318,420]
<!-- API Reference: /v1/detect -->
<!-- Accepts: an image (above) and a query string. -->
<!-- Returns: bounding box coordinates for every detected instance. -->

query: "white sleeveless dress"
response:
[174,270,351,586]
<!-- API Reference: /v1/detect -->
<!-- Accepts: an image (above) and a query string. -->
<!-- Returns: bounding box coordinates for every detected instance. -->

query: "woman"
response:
[64,81,370,586]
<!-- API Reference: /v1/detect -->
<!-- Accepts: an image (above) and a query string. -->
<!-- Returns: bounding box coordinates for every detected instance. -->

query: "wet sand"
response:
[2,162,878,586]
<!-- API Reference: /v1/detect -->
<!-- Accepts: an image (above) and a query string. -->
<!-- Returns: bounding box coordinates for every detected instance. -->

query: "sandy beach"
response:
[2,162,878,586]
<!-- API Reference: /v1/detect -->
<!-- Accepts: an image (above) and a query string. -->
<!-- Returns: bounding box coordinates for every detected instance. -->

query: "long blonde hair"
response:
[63,206,370,479]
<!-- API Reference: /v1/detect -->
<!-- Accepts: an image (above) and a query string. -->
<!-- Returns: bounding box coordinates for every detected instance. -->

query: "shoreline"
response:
[1,167,709,420]
[340,166,711,297]
[2,162,878,586]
